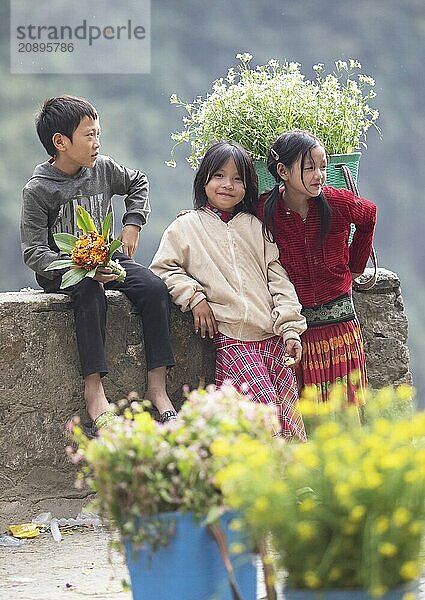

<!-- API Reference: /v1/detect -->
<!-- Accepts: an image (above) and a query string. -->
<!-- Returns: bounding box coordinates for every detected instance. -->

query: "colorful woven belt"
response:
[301,293,356,327]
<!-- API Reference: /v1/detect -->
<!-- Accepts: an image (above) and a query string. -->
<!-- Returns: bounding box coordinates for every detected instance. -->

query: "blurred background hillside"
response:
[1,1,424,400]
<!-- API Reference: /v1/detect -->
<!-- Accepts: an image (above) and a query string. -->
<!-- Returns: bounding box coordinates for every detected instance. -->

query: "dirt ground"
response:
[0,528,131,600]
[0,526,280,600]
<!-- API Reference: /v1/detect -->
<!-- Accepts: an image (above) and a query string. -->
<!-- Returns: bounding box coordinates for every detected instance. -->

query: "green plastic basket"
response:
[254,152,361,194]
[254,160,276,194]
[326,152,361,189]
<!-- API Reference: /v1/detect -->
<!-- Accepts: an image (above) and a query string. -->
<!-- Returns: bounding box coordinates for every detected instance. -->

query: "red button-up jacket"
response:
[256,186,377,308]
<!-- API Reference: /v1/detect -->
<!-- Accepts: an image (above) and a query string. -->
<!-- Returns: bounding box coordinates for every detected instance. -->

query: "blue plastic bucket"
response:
[125,511,256,600]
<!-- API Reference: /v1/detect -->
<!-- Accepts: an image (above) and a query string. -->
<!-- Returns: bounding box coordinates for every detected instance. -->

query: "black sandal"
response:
[159,410,178,423]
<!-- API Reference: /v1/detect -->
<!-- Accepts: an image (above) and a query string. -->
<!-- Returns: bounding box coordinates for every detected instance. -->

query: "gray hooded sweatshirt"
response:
[20,154,150,281]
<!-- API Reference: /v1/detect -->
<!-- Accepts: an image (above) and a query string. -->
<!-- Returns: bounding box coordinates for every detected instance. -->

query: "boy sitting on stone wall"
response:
[20,95,177,434]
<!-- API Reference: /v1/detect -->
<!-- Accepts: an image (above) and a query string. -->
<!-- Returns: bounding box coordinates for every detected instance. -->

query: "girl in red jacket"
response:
[256,130,377,403]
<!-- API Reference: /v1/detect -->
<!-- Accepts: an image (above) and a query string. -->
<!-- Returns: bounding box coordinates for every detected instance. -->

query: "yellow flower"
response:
[393,507,411,527]
[378,542,398,557]
[329,567,342,582]
[408,521,423,535]
[371,585,388,597]
[298,448,320,468]
[272,481,287,494]
[335,482,352,504]
[396,384,413,401]
[361,470,383,489]
[349,505,366,521]
[404,470,420,484]
[214,462,244,487]
[210,438,231,457]
[400,561,419,580]
[296,521,317,540]
[315,422,341,440]
[229,542,245,555]
[374,516,389,534]
[254,496,269,513]
[229,519,242,531]
[324,459,339,478]
[304,571,321,588]
[299,498,316,512]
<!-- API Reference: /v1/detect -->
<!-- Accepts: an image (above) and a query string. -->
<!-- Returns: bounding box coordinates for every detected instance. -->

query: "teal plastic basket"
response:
[254,152,361,194]
[326,152,361,189]
[254,160,276,194]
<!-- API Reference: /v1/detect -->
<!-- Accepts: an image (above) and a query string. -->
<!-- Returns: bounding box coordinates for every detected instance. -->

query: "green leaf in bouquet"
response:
[101,212,113,241]
[85,268,98,279]
[45,259,75,271]
[53,232,78,254]
[76,205,97,234]
[107,239,122,260]
[60,267,87,289]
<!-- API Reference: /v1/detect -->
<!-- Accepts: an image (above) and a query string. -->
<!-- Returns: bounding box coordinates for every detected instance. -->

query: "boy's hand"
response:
[93,266,119,284]
[119,225,140,258]
[192,299,218,339]
[284,338,302,366]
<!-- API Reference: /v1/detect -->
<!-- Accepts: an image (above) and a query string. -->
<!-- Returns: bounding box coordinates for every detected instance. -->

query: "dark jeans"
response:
[37,252,175,378]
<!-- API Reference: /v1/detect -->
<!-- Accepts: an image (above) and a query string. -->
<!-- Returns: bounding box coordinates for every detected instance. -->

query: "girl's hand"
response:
[351,272,363,280]
[192,299,218,339]
[284,338,302,366]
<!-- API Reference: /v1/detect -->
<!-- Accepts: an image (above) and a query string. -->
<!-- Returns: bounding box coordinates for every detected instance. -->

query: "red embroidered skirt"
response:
[214,333,306,441]
[296,318,367,404]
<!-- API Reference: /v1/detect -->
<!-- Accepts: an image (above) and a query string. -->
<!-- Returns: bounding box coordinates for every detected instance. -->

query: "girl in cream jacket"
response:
[150,142,306,440]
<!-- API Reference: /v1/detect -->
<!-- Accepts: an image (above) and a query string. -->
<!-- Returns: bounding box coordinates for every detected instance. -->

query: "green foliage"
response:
[76,205,97,234]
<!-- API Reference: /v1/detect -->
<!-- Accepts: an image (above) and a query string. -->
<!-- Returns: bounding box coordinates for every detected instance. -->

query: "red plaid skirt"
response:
[214,334,306,441]
[296,318,367,404]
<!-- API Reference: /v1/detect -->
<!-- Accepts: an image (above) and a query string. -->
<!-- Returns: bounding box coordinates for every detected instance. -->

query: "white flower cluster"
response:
[169,54,380,167]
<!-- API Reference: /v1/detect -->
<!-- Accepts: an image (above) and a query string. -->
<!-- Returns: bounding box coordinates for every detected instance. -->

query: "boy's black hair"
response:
[193,141,258,215]
[35,95,98,157]
[263,129,332,243]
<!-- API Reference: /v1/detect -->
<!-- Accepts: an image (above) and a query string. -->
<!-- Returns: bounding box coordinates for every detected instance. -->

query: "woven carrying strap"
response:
[338,163,378,291]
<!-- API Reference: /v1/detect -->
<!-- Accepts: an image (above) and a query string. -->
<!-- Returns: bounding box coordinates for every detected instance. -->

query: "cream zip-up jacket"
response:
[150,208,306,343]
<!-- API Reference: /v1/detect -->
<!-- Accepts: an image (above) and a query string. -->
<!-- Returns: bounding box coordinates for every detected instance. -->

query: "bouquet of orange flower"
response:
[45,205,126,289]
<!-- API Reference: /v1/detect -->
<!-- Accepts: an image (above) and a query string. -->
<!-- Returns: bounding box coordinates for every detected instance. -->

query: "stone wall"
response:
[0,267,411,528]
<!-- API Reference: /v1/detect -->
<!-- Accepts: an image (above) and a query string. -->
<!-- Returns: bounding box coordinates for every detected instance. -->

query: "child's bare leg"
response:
[84,373,111,421]
[146,366,175,415]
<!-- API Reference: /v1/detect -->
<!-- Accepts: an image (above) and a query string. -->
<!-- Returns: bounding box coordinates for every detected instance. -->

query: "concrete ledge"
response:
[0,267,411,527]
